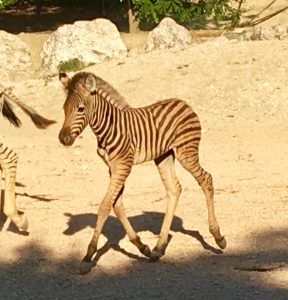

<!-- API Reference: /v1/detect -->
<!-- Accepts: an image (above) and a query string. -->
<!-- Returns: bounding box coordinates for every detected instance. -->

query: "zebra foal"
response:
[0,84,56,230]
[58,71,226,274]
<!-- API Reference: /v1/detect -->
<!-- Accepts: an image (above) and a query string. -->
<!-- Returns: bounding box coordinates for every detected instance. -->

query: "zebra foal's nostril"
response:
[58,128,72,146]
[63,135,71,145]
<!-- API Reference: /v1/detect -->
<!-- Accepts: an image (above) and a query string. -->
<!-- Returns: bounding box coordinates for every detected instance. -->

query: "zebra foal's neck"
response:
[90,89,126,142]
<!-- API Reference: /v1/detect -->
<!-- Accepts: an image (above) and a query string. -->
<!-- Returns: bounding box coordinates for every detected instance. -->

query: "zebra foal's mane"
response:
[95,76,130,110]
[68,72,130,110]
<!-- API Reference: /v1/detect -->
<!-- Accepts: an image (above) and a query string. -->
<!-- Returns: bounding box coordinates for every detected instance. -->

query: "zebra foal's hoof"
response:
[79,261,93,275]
[216,237,227,250]
[15,214,29,231]
[149,249,164,262]
[140,245,151,258]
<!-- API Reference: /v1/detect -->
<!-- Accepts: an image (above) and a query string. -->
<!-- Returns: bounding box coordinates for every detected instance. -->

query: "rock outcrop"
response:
[144,17,192,52]
[40,18,127,76]
[225,26,288,41]
[0,30,31,82]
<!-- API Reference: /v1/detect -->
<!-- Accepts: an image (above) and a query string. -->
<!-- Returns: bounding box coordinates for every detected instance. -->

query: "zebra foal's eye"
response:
[78,106,85,113]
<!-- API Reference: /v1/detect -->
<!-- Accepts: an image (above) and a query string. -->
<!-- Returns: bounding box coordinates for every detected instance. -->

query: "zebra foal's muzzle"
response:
[58,127,75,146]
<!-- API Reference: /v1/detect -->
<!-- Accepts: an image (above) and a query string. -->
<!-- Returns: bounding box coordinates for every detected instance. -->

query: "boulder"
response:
[40,18,127,76]
[144,17,192,52]
[240,27,274,41]
[273,25,288,40]
[0,31,31,81]
[225,26,288,41]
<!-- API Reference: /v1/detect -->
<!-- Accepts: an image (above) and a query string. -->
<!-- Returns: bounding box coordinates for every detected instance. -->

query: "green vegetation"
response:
[130,0,246,27]
[58,58,84,73]
[0,0,246,29]
[0,0,16,9]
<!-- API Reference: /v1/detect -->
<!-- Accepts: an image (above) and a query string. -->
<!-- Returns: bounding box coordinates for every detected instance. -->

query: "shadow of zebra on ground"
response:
[63,211,223,265]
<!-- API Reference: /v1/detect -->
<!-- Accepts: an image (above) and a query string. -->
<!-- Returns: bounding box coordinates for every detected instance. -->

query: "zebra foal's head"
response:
[58,72,97,146]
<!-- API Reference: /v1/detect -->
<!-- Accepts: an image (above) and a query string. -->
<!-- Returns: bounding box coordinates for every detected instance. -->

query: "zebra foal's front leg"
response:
[80,160,133,275]
[0,144,28,231]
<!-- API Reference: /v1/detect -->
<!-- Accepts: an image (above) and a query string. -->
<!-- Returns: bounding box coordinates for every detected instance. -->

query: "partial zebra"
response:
[0,84,56,230]
[58,71,226,274]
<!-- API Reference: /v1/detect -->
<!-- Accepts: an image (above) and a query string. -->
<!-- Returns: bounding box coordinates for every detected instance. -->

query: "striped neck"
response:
[89,90,124,148]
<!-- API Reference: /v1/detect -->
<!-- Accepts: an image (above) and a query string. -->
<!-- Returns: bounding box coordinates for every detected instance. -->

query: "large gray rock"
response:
[0,31,31,81]
[225,26,288,41]
[144,17,192,52]
[40,18,127,76]
[240,27,274,41]
[273,25,288,40]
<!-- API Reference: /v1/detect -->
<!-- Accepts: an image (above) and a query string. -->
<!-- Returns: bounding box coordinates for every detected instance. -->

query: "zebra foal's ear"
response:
[59,72,70,88]
[85,74,97,93]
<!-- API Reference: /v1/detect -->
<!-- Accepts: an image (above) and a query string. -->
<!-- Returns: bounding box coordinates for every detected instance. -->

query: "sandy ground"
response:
[1,1,288,299]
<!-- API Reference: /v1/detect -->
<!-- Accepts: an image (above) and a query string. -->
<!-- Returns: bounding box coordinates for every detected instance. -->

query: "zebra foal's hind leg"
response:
[176,144,226,249]
[150,150,182,260]
[0,143,28,231]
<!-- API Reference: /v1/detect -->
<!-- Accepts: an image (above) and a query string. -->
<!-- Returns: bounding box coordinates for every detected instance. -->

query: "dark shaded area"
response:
[0,0,129,33]
[63,211,223,271]
[62,212,288,273]
[0,225,287,299]
[63,211,223,259]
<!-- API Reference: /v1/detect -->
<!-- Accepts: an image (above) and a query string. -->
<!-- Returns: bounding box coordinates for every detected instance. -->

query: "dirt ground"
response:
[0,1,288,299]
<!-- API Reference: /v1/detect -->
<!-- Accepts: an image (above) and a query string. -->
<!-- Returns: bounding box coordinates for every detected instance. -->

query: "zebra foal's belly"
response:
[133,147,149,165]
[133,146,169,165]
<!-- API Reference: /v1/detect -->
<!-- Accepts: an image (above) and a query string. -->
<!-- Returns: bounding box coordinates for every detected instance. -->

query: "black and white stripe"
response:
[59,71,226,274]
